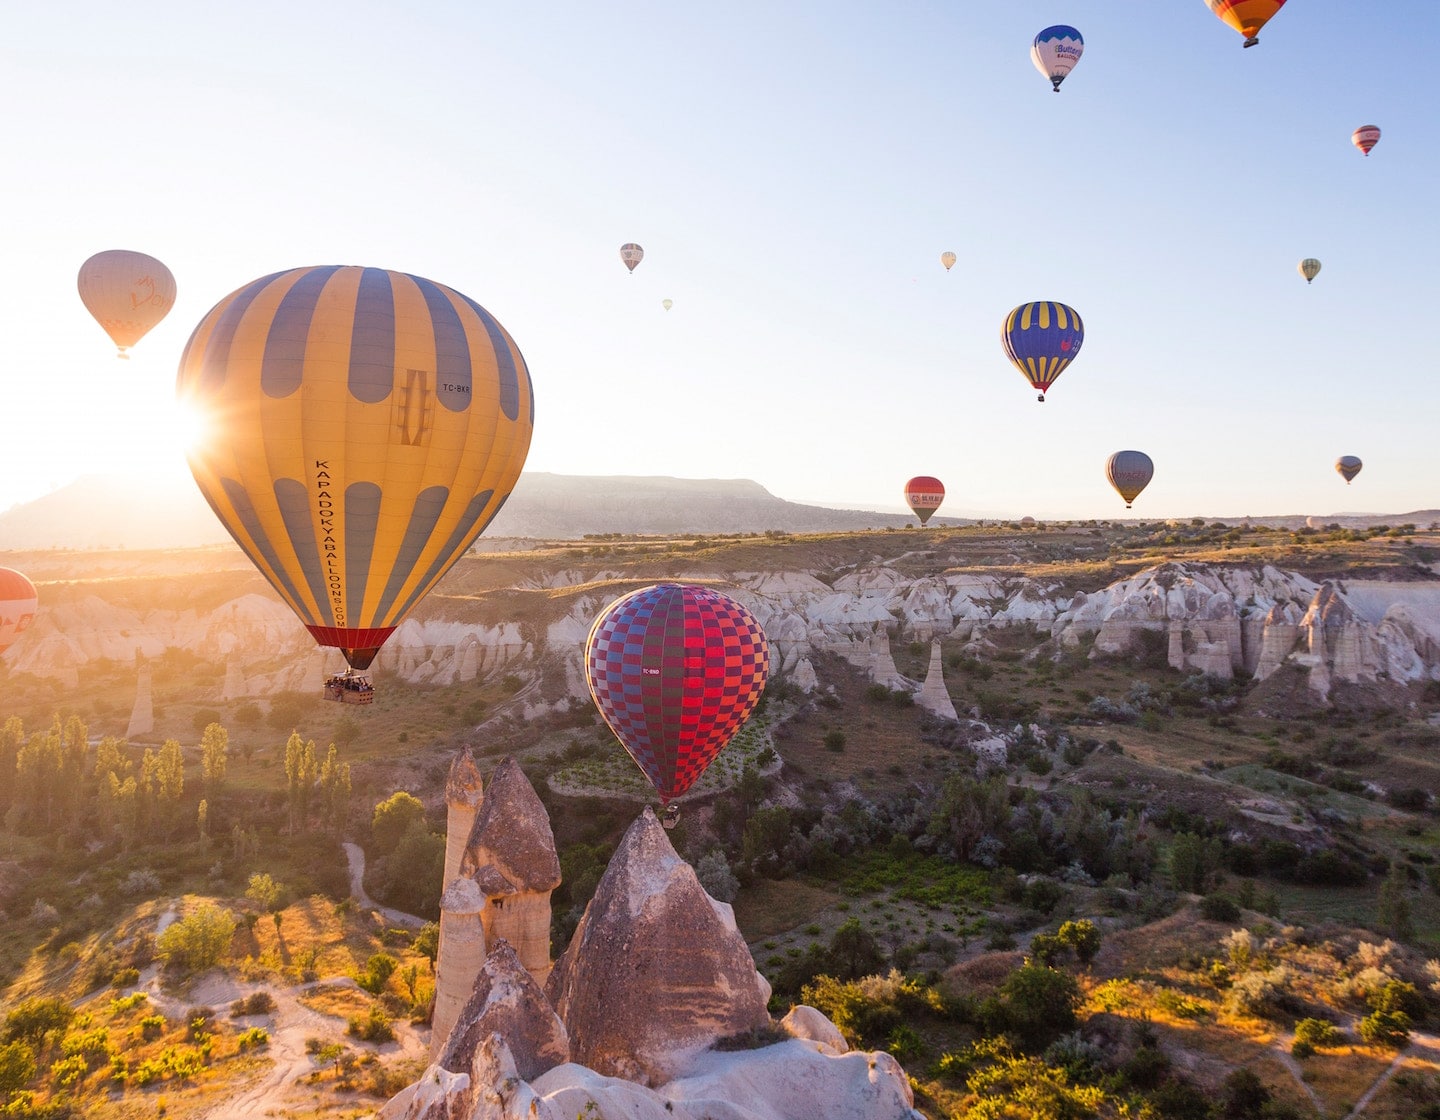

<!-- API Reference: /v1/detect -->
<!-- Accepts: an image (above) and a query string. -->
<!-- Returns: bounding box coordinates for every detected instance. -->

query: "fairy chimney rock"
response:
[458,757,560,986]
[126,663,154,739]
[443,748,485,889]
[915,640,957,720]
[438,940,569,1083]
[431,877,488,1056]
[545,806,771,1087]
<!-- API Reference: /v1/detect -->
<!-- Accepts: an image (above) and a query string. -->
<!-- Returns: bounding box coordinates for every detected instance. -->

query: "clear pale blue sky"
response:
[1,1,1435,523]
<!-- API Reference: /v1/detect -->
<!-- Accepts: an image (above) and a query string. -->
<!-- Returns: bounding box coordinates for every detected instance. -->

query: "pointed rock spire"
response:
[437,940,569,1082]
[545,807,771,1086]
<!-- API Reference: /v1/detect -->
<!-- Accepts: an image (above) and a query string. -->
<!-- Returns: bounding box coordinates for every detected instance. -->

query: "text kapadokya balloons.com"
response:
[77,250,177,358]
[1299,258,1321,284]
[1352,125,1381,156]
[1105,451,1154,509]
[1336,455,1363,484]
[585,584,770,805]
[1031,25,1084,92]
[1001,301,1084,402]
[620,243,644,273]
[0,567,38,657]
[177,266,535,672]
[904,476,945,525]
[1204,0,1286,48]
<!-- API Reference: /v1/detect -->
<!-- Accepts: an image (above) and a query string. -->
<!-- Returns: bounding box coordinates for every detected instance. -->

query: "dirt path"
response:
[343,842,427,930]
[1340,1026,1440,1119]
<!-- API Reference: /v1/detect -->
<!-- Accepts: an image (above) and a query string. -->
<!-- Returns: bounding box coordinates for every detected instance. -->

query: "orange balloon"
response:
[77,250,177,358]
[1204,0,1287,48]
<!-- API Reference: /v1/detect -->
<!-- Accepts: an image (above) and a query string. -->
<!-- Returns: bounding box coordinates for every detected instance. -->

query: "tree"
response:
[155,738,185,830]
[1056,919,1101,965]
[0,1040,36,1094]
[926,773,1009,862]
[413,923,440,972]
[319,744,352,834]
[828,918,886,981]
[3,997,74,1044]
[1170,832,1220,894]
[371,792,426,856]
[1377,864,1415,940]
[197,799,210,848]
[378,820,445,916]
[996,962,1081,1050]
[284,732,318,831]
[245,872,286,914]
[201,722,229,794]
[156,902,237,973]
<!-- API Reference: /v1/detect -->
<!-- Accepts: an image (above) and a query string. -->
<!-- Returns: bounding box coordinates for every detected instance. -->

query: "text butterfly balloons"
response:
[1031,25,1084,92]
[585,584,770,804]
[177,265,535,672]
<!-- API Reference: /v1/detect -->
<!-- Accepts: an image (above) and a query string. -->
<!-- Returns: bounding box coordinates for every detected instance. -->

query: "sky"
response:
[0,1,1436,524]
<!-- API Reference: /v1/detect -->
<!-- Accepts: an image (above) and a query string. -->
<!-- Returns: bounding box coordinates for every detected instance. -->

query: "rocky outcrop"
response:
[126,663,153,739]
[545,807,771,1087]
[433,878,490,1057]
[437,941,569,1082]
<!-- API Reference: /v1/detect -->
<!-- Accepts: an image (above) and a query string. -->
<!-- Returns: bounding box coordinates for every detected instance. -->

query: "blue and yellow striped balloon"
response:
[1001,301,1085,402]
[177,266,535,670]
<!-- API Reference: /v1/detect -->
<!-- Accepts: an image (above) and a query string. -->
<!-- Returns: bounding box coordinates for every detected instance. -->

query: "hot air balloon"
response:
[620,243,644,273]
[1336,455,1362,484]
[176,266,534,695]
[940,251,957,272]
[1031,25,1084,91]
[77,250,177,358]
[585,584,769,825]
[1105,451,1154,509]
[904,476,945,525]
[1204,0,1286,47]
[1001,301,1084,402]
[1299,258,1321,284]
[662,299,673,311]
[0,567,38,657]
[1352,125,1381,156]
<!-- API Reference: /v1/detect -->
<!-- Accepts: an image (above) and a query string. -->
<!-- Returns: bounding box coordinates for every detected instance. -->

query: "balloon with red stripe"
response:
[0,567,38,657]
[585,584,770,804]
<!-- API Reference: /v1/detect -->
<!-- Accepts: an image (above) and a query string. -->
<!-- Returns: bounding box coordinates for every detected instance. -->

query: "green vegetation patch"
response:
[841,850,992,909]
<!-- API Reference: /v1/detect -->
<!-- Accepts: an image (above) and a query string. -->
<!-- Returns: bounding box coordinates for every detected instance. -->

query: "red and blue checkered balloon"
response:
[585,584,770,803]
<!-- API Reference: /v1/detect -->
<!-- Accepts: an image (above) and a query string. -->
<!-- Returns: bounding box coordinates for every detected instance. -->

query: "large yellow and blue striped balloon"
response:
[177,266,535,670]
[1000,301,1084,402]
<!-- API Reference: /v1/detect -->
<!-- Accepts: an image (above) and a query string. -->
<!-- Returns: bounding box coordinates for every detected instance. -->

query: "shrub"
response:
[156,903,237,973]
[347,1005,394,1043]
[0,1041,37,1094]
[136,1016,166,1042]
[1200,894,1242,922]
[236,1027,270,1051]
[1293,1018,1342,1052]
[823,730,847,752]
[357,954,399,996]
[230,992,277,1017]
[110,967,141,989]
[1358,1009,1411,1048]
[3,999,75,1044]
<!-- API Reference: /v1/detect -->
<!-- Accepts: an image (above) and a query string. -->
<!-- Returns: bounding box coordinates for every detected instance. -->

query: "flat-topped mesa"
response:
[443,747,485,889]
[545,807,771,1087]
[458,757,561,985]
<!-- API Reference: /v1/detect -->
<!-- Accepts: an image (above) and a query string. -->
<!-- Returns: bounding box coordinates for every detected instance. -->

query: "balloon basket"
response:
[323,671,375,704]
[661,805,680,830]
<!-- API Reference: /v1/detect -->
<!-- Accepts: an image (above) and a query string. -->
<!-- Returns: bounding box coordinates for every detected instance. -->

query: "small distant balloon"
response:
[662,298,673,311]
[1001,301,1084,402]
[620,243,645,273]
[1336,455,1362,484]
[904,476,945,525]
[1105,451,1154,509]
[77,250,176,358]
[1352,125,1381,156]
[1299,258,1321,284]
[0,567,38,657]
[1031,25,1084,92]
[1204,0,1287,47]
[940,251,957,271]
[585,584,769,805]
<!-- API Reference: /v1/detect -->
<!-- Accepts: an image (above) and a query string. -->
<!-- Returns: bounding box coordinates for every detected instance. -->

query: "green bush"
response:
[236,1027,270,1051]
[156,903,237,973]
[1358,1009,1411,1048]
[347,1005,394,1043]
[1293,1017,1342,1053]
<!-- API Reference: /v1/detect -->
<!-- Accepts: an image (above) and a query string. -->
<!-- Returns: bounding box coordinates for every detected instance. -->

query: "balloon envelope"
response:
[585,584,769,803]
[1001,301,1084,401]
[1105,451,1154,508]
[904,476,945,525]
[662,298,673,310]
[77,250,176,357]
[1299,258,1321,283]
[1031,25,1083,91]
[176,266,535,670]
[1352,125,1381,156]
[940,251,957,271]
[620,243,645,272]
[1336,455,1362,483]
[0,567,38,656]
[1204,0,1286,46]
